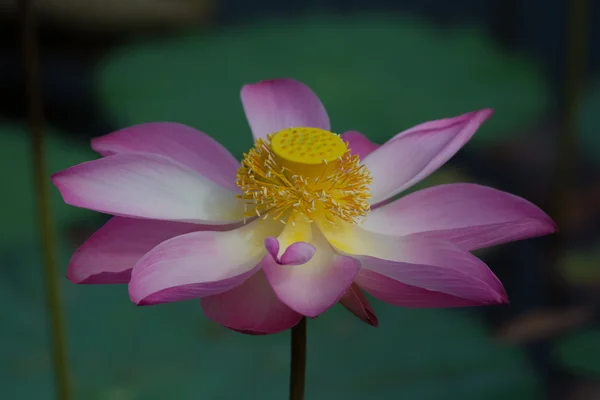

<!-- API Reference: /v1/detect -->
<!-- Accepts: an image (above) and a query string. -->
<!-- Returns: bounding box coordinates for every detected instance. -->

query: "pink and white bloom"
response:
[52,78,556,335]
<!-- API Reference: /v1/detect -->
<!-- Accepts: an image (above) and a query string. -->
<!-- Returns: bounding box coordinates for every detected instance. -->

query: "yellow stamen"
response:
[236,127,372,225]
[276,217,313,258]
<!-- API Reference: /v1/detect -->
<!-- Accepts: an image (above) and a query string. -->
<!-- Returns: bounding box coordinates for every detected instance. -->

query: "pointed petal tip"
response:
[463,108,493,122]
[128,284,191,306]
[50,170,76,204]
[366,183,559,251]
[530,203,558,233]
[462,108,494,126]
[479,108,494,118]
[485,284,509,305]
[366,311,379,327]
[67,269,131,285]
[130,288,167,306]
[50,171,60,183]
[243,77,297,88]
[51,172,82,209]
[533,212,559,236]
[129,289,146,305]
[65,263,89,284]
[89,136,105,152]
[339,282,380,326]
[50,170,68,191]
[346,305,378,327]
[135,299,154,307]
[51,165,82,185]
[65,268,81,284]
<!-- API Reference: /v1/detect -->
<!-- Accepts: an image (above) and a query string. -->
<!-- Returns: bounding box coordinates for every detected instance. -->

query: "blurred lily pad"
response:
[556,329,600,377]
[97,15,550,159]
[0,123,96,248]
[0,240,542,399]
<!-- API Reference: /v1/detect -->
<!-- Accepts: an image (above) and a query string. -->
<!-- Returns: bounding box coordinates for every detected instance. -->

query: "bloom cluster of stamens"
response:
[236,130,372,225]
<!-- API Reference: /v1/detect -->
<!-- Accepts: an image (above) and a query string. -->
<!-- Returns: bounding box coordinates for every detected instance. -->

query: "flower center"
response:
[270,127,347,166]
[236,127,372,225]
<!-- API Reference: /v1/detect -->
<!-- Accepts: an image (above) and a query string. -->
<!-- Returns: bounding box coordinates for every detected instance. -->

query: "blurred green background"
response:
[1,1,599,399]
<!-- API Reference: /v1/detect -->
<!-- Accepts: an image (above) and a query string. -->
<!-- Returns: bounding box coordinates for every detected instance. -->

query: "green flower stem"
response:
[19,0,71,398]
[289,317,307,400]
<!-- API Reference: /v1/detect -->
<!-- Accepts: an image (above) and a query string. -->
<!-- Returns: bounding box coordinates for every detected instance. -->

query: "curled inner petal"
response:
[263,226,361,317]
[264,218,316,265]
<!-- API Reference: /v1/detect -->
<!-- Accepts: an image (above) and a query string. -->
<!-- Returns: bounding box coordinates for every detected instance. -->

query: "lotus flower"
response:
[51,78,556,334]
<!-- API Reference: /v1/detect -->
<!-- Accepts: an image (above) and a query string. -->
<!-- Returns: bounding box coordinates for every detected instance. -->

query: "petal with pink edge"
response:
[318,224,507,305]
[263,229,360,317]
[201,270,303,335]
[51,153,243,224]
[341,131,380,160]
[129,219,281,305]
[67,217,220,284]
[339,282,378,326]
[363,183,556,251]
[91,122,240,190]
[241,78,330,141]
[364,109,493,205]
[355,269,492,308]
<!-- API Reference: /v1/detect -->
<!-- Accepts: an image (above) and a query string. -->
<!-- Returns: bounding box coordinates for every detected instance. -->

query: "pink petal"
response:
[264,237,316,266]
[201,270,303,335]
[91,122,240,190]
[339,283,378,326]
[364,109,493,205]
[262,235,360,317]
[128,220,279,305]
[51,153,243,224]
[341,131,380,160]
[280,242,316,265]
[355,269,489,308]
[67,217,215,284]
[241,78,330,141]
[264,236,280,259]
[320,226,507,305]
[363,183,557,251]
